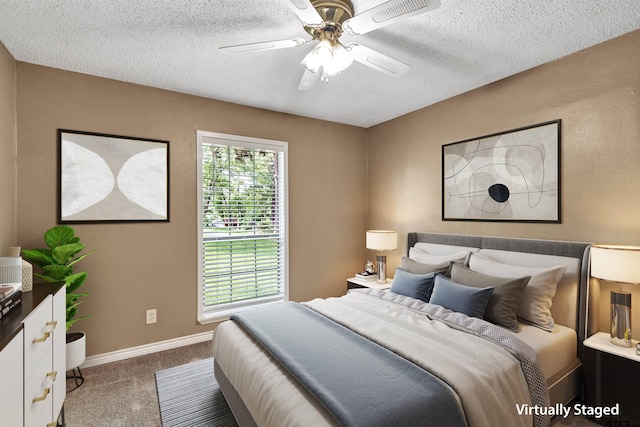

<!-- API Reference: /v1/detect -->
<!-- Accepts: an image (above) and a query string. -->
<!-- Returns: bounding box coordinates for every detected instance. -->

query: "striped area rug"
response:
[155,358,239,427]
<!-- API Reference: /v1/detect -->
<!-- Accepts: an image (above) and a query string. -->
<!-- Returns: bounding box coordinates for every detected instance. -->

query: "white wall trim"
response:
[81,331,214,368]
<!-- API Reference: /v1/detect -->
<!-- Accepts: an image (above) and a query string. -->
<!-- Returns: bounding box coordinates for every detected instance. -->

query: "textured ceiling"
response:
[0,0,638,128]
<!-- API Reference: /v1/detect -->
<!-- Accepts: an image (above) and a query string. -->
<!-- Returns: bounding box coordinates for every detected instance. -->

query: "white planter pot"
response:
[66,332,86,372]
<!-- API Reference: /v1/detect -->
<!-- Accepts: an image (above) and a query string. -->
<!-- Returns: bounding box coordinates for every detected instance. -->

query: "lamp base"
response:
[610,291,632,347]
[376,254,387,284]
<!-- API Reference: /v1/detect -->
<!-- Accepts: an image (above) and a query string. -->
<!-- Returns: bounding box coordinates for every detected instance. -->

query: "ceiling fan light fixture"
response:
[301,38,334,73]
[323,42,353,76]
[223,0,442,90]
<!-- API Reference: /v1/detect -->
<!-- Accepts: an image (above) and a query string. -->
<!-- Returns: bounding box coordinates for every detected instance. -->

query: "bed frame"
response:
[215,232,592,426]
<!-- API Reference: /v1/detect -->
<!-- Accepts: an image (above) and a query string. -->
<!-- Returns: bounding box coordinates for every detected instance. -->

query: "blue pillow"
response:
[390,268,436,302]
[429,275,495,318]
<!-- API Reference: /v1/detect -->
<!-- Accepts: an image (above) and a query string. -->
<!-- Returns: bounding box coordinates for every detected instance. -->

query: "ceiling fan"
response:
[220,0,441,90]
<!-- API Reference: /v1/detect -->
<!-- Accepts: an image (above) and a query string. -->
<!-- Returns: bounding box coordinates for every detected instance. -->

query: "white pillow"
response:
[468,254,567,331]
[409,247,469,265]
[413,242,479,256]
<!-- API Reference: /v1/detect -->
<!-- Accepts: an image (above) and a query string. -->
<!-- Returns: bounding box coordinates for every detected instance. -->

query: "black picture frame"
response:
[58,129,170,223]
[442,120,560,223]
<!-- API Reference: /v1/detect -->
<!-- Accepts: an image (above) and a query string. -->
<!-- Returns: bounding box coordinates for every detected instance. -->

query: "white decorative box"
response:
[22,260,33,292]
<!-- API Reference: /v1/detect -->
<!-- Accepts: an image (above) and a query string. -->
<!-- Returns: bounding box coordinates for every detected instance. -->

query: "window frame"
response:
[196,130,289,324]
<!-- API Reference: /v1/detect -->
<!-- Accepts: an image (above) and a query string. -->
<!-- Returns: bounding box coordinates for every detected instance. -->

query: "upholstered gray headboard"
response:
[407,232,592,351]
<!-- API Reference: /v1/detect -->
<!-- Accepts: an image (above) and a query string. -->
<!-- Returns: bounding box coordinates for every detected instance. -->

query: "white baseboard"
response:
[81,331,214,368]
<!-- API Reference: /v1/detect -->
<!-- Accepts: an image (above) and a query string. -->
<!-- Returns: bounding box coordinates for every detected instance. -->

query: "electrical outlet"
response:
[146,309,157,325]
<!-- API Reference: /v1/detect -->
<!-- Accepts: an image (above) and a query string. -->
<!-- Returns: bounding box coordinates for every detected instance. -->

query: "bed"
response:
[212,232,591,427]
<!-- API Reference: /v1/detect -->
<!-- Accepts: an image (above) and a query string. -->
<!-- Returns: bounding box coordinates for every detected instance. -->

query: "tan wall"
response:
[367,30,640,334]
[369,30,640,260]
[0,42,16,251]
[15,64,368,356]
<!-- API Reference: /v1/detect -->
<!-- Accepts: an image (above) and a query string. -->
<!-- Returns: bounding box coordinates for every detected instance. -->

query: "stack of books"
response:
[355,272,377,281]
[0,284,22,320]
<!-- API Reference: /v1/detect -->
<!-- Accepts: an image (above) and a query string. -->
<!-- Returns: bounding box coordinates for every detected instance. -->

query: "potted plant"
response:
[22,225,96,373]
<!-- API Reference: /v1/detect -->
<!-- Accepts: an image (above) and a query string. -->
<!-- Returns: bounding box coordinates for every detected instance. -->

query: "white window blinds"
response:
[197,131,288,322]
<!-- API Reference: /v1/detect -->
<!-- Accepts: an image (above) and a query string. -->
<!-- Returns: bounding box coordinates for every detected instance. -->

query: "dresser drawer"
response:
[0,330,24,426]
[24,345,54,427]
[23,294,54,380]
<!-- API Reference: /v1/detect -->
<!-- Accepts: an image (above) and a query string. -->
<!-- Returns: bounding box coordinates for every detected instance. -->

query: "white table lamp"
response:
[591,244,640,347]
[366,230,397,283]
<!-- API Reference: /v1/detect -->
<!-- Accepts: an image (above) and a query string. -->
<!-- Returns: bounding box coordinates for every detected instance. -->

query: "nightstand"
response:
[583,332,640,426]
[347,277,391,292]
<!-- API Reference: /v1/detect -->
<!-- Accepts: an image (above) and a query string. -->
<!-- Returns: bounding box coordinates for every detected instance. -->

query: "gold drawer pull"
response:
[46,423,58,427]
[46,320,58,328]
[47,371,58,381]
[33,387,50,403]
[33,331,51,343]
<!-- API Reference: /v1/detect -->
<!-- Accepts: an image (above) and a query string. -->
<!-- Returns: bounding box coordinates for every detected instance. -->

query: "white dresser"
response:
[0,282,66,426]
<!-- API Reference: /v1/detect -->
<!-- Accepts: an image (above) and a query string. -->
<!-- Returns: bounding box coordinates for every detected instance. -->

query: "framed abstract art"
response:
[442,120,560,223]
[58,129,170,223]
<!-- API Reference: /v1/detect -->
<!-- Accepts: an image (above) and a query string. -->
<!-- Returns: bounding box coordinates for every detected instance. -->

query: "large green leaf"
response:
[41,264,73,281]
[66,315,90,330]
[66,272,88,294]
[66,306,76,323]
[66,292,88,306]
[21,248,53,268]
[67,250,97,268]
[52,243,85,265]
[34,272,60,283]
[66,293,90,329]
[44,225,76,249]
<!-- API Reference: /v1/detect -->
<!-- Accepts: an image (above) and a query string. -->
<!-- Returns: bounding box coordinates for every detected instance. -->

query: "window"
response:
[197,131,288,322]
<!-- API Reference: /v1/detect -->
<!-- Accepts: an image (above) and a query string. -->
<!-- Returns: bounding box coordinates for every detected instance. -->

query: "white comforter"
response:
[213,290,547,427]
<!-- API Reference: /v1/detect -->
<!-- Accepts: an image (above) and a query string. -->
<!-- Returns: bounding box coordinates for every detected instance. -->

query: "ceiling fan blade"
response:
[220,38,307,53]
[343,0,441,36]
[298,68,322,90]
[345,43,410,77]
[286,0,324,26]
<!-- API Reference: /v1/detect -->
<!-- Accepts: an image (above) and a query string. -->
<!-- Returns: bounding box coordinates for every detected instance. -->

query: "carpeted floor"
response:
[64,340,598,426]
[63,340,214,427]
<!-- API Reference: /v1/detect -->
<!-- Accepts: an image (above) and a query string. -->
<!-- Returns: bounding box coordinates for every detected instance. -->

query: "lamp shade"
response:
[366,230,397,251]
[591,244,640,283]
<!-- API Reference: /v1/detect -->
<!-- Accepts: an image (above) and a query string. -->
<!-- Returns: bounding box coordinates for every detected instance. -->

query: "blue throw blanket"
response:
[232,302,467,427]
